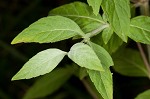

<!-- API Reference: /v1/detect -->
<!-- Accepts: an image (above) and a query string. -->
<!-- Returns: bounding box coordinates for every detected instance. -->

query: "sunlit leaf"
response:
[87,0,102,15]
[68,43,103,71]
[89,42,114,68]
[12,49,67,80]
[11,16,84,44]
[88,69,113,99]
[49,2,106,33]
[101,0,130,42]
[102,26,113,44]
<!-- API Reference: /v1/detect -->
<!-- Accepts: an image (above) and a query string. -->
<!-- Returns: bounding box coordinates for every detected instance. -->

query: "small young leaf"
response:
[68,43,104,71]
[11,16,84,44]
[112,49,149,77]
[89,42,114,68]
[12,49,67,80]
[103,34,123,54]
[87,0,102,15]
[91,33,123,54]
[135,89,150,99]
[23,67,72,99]
[49,2,106,33]
[88,69,113,99]
[102,26,113,44]
[101,0,130,42]
[129,16,150,44]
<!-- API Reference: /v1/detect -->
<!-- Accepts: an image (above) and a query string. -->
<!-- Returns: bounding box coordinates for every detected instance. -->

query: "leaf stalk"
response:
[83,24,109,43]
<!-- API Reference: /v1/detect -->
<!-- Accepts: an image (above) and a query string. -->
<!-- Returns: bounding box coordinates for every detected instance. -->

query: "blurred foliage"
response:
[0,0,150,99]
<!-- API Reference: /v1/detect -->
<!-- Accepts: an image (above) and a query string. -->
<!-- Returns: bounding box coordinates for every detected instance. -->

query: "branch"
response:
[140,0,150,16]
[137,43,150,78]
[81,79,99,99]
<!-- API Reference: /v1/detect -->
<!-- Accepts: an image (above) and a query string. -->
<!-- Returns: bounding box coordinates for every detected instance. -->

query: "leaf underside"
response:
[68,43,104,71]
[12,49,67,80]
[89,42,114,68]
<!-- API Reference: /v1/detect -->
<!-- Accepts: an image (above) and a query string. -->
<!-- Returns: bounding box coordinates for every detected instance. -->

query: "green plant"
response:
[11,0,150,99]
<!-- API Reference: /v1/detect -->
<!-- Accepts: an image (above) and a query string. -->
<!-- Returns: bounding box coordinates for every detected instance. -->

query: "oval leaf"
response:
[87,0,102,15]
[11,16,84,44]
[129,16,150,44]
[135,89,150,99]
[68,43,104,71]
[101,0,130,42]
[112,49,149,77]
[49,2,105,33]
[88,69,113,99]
[12,49,67,80]
[23,67,72,99]
[90,42,114,68]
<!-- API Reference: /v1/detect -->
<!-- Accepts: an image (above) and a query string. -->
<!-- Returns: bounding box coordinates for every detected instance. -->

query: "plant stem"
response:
[86,24,109,38]
[140,0,150,15]
[82,24,109,43]
[137,43,150,78]
[140,0,150,63]
[82,79,99,99]
[137,0,150,78]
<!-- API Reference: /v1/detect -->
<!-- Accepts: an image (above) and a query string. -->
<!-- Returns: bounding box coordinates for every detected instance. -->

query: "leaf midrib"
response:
[50,14,106,24]
[121,57,148,76]
[30,29,84,36]
[130,24,150,33]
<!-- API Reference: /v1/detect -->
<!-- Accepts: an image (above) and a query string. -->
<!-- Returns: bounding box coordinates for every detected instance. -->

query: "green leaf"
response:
[129,16,150,44]
[68,43,103,71]
[103,34,123,54]
[49,2,106,33]
[89,42,114,68]
[91,33,123,54]
[23,67,72,99]
[102,26,113,44]
[88,69,113,99]
[87,0,102,15]
[12,49,67,80]
[11,16,84,44]
[112,49,149,77]
[101,0,130,42]
[135,89,150,99]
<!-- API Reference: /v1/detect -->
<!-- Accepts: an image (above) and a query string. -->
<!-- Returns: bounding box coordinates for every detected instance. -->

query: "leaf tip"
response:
[11,76,18,81]
[11,41,16,45]
[118,34,128,43]
[11,38,19,45]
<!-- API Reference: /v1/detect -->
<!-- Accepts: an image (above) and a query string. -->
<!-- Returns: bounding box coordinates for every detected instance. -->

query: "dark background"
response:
[0,0,150,99]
